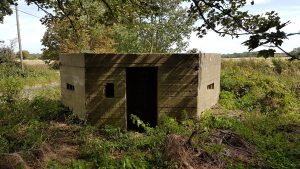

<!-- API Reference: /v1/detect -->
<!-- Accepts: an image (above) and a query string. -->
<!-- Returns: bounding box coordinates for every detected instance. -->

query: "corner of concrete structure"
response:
[60,53,85,67]
[60,53,86,120]
[197,53,221,116]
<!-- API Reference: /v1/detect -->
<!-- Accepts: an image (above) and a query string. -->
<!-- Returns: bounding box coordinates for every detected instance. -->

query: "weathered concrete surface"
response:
[60,55,86,119]
[197,53,221,114]
[60,53,221,128]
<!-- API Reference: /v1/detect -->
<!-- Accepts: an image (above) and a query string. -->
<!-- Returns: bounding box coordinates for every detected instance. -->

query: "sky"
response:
[0,0,299,54]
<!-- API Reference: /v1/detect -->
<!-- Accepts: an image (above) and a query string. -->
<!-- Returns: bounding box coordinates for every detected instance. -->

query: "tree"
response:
[1,0,194,55]
[290,47,300,58]
[114,0,195,53]
[188,0,300,60]
[41,0,118,62]
[0,39,16,63]
[41,0,195,62]
[187,48,200,53]
[0,0,15,23]
[2,0,298,59]
[17,50,30,59]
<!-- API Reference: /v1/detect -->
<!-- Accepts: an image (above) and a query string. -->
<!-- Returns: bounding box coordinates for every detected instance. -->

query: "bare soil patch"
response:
[0,123,81,169]
[163,129,257,169]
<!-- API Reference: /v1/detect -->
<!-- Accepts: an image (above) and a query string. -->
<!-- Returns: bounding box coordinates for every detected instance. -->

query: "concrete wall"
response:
[158,54,199,119]
[83,53,199,127]
[60,53,221,128]
[197,53,221,114]
[60,54,86,119]
[85,66,126,128]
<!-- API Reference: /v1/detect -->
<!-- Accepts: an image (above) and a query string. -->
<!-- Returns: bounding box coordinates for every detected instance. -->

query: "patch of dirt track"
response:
[0,123,81,169]
[22,82,60,99]
[163,130,257,169]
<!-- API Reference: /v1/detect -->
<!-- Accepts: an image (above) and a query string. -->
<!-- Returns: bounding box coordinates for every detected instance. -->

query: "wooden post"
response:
[15,4,24,71]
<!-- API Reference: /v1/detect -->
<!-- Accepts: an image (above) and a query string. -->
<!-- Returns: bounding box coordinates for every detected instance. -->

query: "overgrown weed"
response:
[218,59,300,169]
[0,59,299,168]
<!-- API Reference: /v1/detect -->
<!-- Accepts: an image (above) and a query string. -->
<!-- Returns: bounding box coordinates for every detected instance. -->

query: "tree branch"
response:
[287,32,300,36]
[275,44,299,60]
[56,0,79,40]
[191,0,251,36]
[33,2,54,18]
[191,0,300,60]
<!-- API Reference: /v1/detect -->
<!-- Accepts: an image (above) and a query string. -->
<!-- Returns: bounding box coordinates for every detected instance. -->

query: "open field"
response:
[222,56,290,61]
[23,60,46,66]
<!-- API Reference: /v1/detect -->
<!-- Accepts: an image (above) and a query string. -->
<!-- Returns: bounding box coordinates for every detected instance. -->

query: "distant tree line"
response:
[222,47,300,58]
[222,52,287,58]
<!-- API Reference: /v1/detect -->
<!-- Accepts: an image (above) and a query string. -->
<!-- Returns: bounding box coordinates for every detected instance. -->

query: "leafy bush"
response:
[219,59,300,168]
[219,91,237,109]
[30,96,65,121]
[0,61,58,87]
[74,114,196,169]
[0,62,25,78]
[47,160,93,169]
[0,77,24,104]
[0,119,47,153]
[0,62,62,160]
[0,41,16,63]
[220,59,300,115]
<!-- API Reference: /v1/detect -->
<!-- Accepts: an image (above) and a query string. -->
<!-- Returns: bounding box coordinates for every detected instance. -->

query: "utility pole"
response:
[15,4,24,71]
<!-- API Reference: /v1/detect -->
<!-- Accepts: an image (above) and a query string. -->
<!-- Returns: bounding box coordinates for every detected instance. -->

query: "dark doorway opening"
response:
[126,67,158,131]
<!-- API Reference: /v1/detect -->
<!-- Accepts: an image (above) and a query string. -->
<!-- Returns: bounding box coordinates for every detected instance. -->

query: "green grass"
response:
[220,59,300,114]
[0,62,59,87]
[0,62,62,155]
[217,59,300,169]
[0,59,299,169]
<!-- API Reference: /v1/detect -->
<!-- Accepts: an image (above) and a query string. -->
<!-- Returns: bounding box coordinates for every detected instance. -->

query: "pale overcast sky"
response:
[0,0,299,54]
